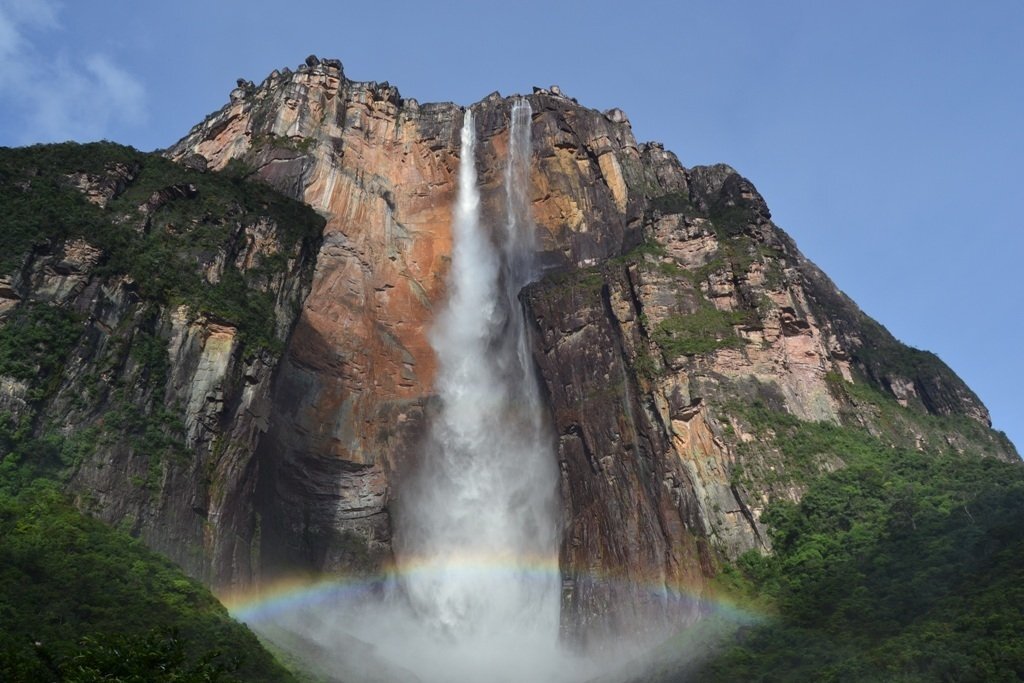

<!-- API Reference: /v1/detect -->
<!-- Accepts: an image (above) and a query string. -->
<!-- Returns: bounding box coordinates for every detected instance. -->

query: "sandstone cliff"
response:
[162,56,1015,639]
[1,56,1015,645]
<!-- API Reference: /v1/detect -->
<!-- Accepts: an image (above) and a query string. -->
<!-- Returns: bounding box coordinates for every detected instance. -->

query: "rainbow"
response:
[222,552,765,627]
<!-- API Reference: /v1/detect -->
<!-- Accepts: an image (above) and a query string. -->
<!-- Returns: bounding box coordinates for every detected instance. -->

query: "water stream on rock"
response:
[376,95,570,681]
[394,100,563,659]
[244,100,615,683]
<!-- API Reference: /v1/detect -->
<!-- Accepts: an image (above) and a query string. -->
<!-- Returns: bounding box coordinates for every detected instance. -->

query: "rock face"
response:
[162,57,1018,638]
[172,60,460,574]
[0,144,323,587]
[165,61,659,580]
[2,57,1016,645]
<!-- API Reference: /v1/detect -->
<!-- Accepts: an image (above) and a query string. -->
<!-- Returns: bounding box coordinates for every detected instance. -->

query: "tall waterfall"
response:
[392,98,563,680]
[239,100,611,683]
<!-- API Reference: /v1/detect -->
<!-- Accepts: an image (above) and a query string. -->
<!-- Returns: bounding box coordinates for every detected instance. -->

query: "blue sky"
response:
[1,0,1021,452]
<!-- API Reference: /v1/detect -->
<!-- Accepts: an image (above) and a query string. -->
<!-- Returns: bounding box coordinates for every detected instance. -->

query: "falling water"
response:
[390,98,564,680]
[239,100,619,683]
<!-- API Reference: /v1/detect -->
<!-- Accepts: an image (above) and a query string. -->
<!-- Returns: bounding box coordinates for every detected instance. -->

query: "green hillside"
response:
[670,399,1024,681]
[0,482,296,682]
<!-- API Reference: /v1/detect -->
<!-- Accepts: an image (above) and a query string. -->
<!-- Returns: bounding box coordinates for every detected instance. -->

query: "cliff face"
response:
[3,56,1015,644]
[166,59,657,582]
[0,143,322,587]
[162,57,1017,636]
[173,62,460,575]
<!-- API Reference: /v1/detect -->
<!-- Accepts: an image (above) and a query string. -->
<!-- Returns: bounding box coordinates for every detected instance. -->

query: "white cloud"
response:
[0,7,26,65]
[85,55,146,123]
[0,0,147,144]
[1,0,60,28]
[0,0,58,62]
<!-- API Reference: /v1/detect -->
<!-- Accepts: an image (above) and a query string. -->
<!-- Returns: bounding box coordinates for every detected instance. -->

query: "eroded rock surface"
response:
[165,58,1016,637]
[0,149,322,588]
[3,57,1013,642]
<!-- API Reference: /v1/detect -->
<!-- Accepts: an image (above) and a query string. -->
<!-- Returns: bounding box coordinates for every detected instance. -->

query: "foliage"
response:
[652,306,746,357]
[193,268,284,356]
[0,399,291,681]
[708,203,756,239]
[613,240,689,278]
[633,347,661,382]
[129,327,172,392]
[732,400,883,484]
[250,133,316,155]
[695,406,1024,682]
[539,266,608,303]
[0,141,323,353]
[0,303,83,401]
[0,143,130,274]
[648,191,691,214]
[825,371,1017,460]
[621,239,669,261]
[0,482,294,682]
[83,630,236,682]
[853,317,967,395]
[0,412,98,495]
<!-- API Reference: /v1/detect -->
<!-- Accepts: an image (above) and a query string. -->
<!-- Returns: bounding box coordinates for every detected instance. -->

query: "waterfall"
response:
[391,98,563,680]
[239,100,610,683]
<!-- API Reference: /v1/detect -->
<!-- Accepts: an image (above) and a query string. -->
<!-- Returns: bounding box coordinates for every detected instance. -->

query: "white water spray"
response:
[391,99,564,680]
[239,101,622,683]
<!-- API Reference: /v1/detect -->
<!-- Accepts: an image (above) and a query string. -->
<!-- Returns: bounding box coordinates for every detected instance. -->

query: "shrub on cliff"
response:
[697,410,1024,681]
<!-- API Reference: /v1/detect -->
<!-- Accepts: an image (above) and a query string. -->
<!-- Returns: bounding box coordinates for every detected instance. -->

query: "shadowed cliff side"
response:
[0,142,323,588]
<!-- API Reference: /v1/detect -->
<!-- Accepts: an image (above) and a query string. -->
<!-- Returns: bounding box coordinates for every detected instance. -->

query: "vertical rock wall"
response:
[166,58,1014,637]
[0,160,321,587]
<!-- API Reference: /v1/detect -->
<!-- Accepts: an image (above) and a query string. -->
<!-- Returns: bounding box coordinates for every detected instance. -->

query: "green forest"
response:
[0,479,295,682]
[679,403,1024,682]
